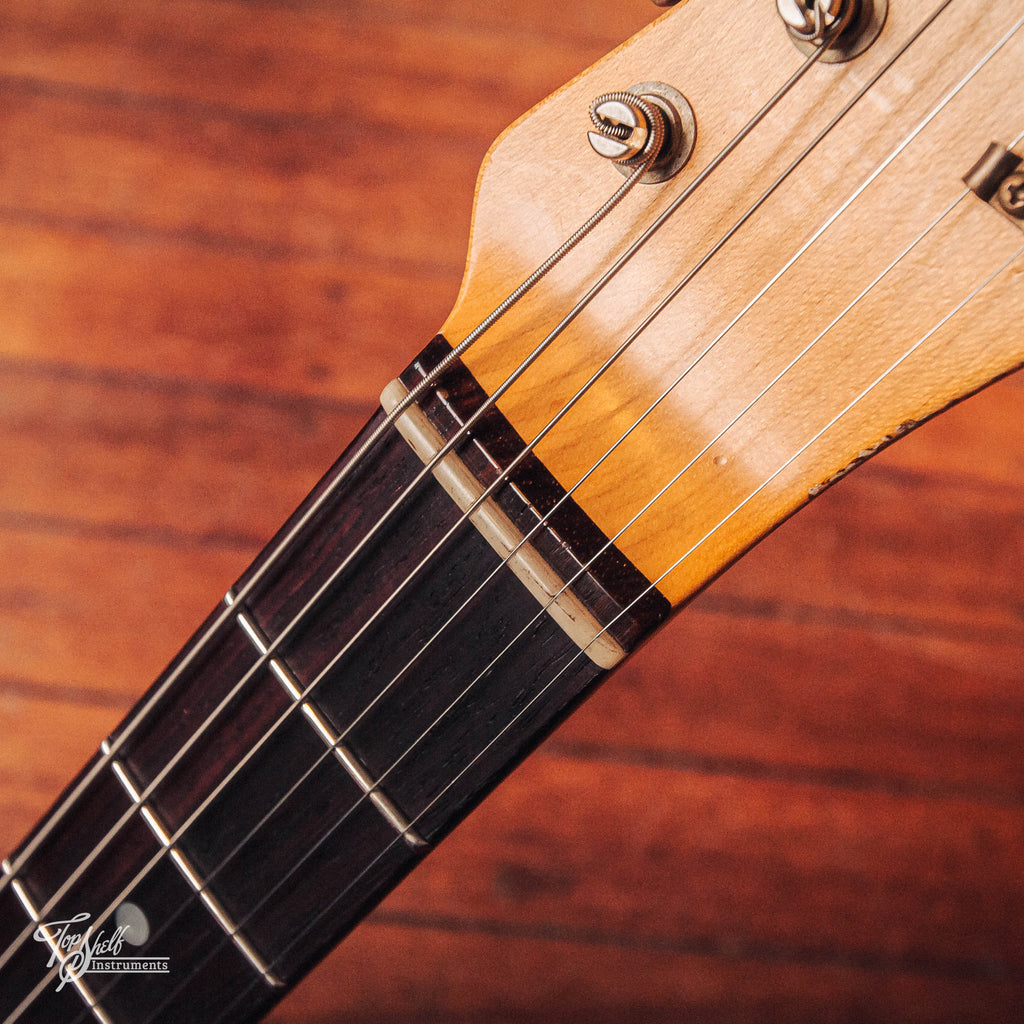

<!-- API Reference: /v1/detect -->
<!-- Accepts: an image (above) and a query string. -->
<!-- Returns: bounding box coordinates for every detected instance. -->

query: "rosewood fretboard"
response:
[0,339,667,1024]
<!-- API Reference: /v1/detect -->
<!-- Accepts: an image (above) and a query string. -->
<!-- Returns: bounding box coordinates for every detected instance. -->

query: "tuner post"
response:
[998,174,1024,220]
[776,0,888,63]
[964,142,1024,230]
[587,83,696,185]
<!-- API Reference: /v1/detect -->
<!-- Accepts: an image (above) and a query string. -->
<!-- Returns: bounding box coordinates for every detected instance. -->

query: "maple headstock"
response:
[438,0,1023,604]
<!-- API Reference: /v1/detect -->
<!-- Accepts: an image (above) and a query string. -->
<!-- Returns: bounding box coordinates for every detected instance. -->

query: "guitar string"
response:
[144,25,1022,1024]
[0,2,999,1015]
[8,9,1015,1024]
[97,19,967,1015]
[2,4,1015,1015]
[23,24,930,1016]
[0,21,837,980]
[0,32,828,905]
[150,0,969,946]
[0,109,664,899]
[256,0,959,762]
[0,35,838,1015]
[200,19,1024,1000]
[194,181,982,1006]
[236,240,1024,1010]
[179,186,977,1024]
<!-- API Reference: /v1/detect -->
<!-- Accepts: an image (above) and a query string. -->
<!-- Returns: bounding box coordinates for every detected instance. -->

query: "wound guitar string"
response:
[235,178,1024,1024]
[0,30,841,1021]
[228,165,1023,1021]
[103,5,1023,1021]
[0,85,662,901]
[158,0,966,931]
[297,0,960,757]
[9,6,1007,1015]
[0,26,839,1004]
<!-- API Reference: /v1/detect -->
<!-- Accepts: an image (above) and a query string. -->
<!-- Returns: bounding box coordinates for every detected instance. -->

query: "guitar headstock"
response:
[440,0,1023,605]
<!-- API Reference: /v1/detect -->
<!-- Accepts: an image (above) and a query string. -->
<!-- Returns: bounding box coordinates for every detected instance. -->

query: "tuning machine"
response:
[587,82,696,184]
[776,0,888,62]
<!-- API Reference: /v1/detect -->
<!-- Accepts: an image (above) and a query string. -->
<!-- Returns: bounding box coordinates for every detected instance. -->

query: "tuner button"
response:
[651,1,684,6]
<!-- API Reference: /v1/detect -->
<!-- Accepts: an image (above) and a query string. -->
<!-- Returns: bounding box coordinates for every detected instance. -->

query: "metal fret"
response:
[110,760,140,802]
[223,591,427,849]
[10,878,35,921]
[299,702,336,747]
[268,659,302,702]
[234,610,269,656]
[168,849,204,893]
[10,877,114,1024]
[223,591,306,703]
[139,808,172,848]
[104,759,283,988]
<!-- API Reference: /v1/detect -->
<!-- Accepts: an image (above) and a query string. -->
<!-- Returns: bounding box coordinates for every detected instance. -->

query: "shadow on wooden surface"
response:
[1,1,1021,1021]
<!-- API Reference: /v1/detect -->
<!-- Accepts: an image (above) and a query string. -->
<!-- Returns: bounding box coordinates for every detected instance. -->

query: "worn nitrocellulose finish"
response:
[0,0,1023,1021]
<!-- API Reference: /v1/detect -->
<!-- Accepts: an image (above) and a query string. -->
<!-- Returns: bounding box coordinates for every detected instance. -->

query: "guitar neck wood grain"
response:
[445,0,1023,603]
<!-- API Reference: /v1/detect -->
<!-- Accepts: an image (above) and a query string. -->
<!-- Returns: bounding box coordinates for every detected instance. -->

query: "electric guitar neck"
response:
[1,0,1022,1021]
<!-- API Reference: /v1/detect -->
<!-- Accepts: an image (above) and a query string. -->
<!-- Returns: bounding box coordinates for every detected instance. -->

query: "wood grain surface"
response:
[444,0,1024,606]
[1,1,1021,1022]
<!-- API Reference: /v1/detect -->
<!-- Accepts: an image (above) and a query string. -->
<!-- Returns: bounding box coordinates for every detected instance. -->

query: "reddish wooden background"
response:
[1,1,1023,1021]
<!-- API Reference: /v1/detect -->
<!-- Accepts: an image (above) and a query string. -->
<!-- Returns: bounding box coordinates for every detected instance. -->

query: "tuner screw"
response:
[588,97,653,166]
[997,173,1024,219]
[777,0,849,43]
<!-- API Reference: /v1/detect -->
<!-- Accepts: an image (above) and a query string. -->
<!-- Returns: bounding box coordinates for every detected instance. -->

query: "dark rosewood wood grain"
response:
[0,337,668,1022]
[88,857,263,1024]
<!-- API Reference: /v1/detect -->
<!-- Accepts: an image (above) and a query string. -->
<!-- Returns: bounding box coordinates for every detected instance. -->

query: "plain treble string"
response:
[14,4,1015,1019]
[0,24,825,915]
[218,37,837,695]
[217,0,960,820]
[80,30,909,1013]
[56,0,999,1015]
[91,39,856,1024]
[214,174,978,982]
[208,14,1024,1009]
[312,0,960,750]
[0,63,667,958]
[216,0,989,897]
[0,68,662,901]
